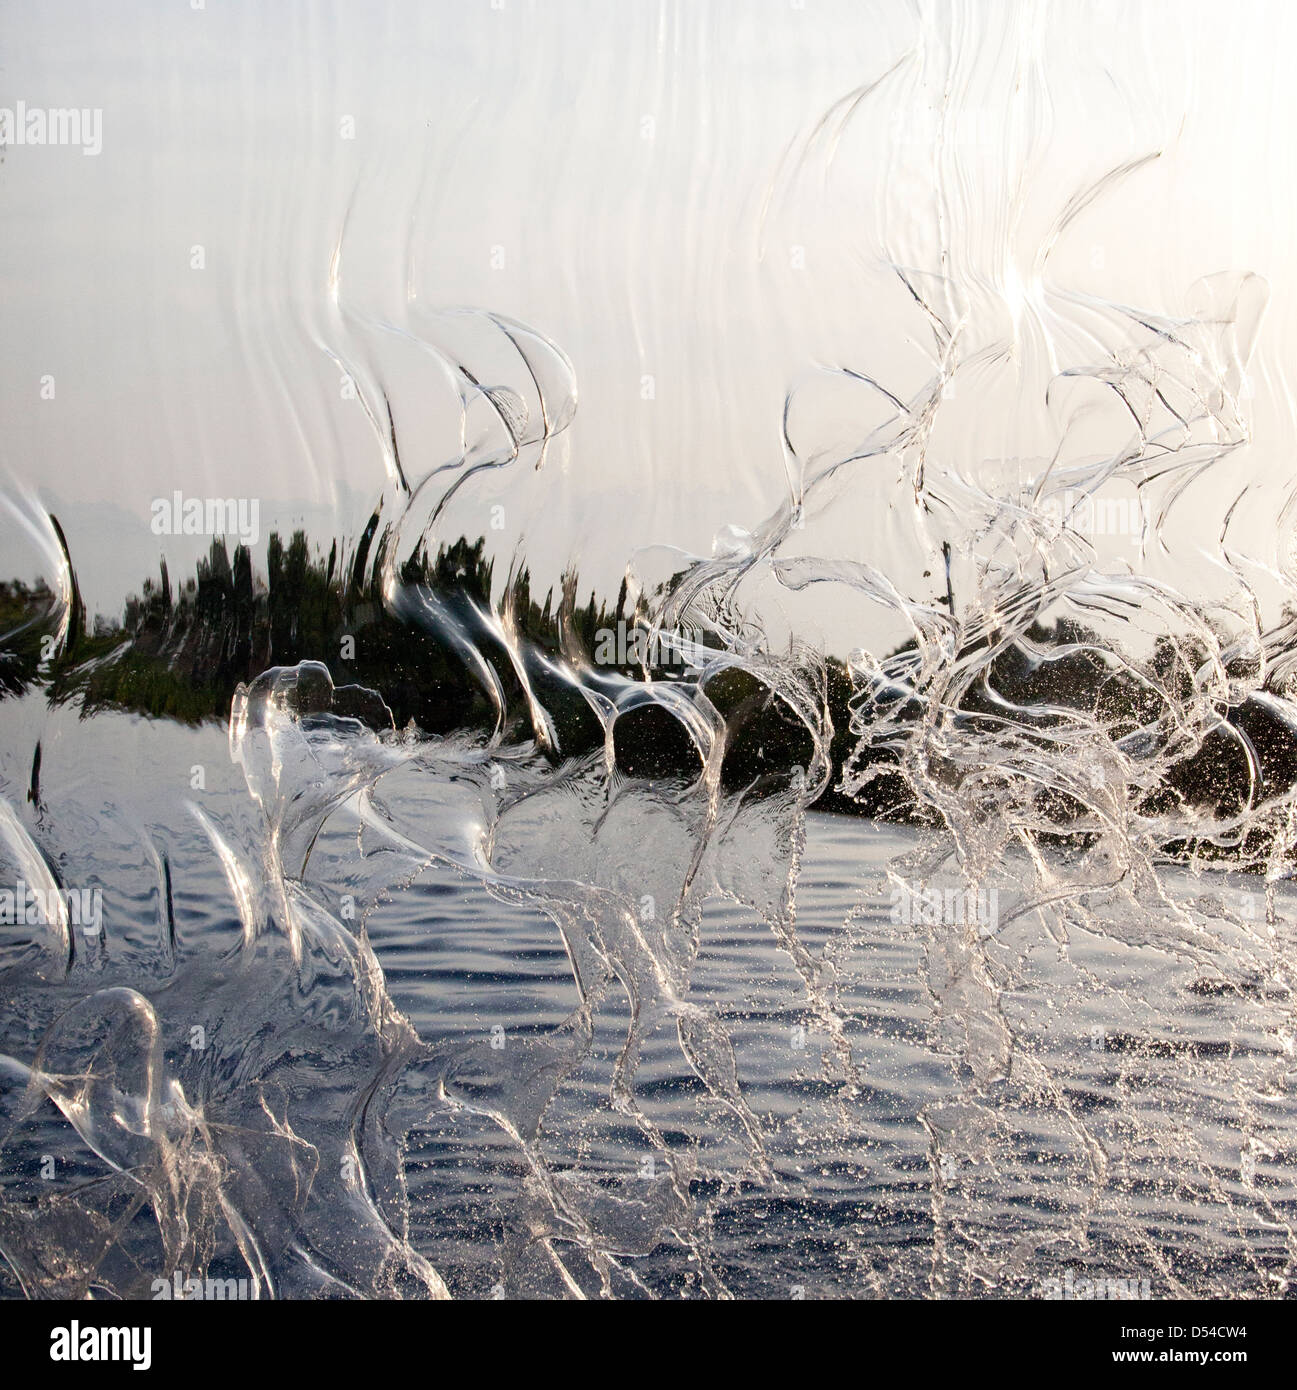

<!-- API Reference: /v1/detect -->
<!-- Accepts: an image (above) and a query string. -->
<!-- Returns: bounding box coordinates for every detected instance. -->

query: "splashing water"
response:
[2,0,1297,1299]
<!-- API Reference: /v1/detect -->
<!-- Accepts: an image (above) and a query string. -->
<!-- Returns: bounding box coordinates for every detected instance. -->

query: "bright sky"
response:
[1,0,1294,654]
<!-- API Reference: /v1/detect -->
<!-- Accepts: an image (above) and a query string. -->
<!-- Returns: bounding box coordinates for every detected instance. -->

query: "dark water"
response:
[364,815,1297,1300]
[2,695,1293,1300]
[4,0,1297,1303]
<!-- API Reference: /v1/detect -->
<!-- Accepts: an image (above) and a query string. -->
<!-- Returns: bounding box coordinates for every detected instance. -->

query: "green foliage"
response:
[5,523,1297,849]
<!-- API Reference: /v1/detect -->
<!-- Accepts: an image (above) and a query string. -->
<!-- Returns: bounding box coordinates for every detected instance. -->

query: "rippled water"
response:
[4,0,1297,1300]
[1,695,1294,1299]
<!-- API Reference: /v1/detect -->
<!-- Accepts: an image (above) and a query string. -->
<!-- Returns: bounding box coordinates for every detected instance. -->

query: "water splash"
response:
[3,0,1297,1300]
